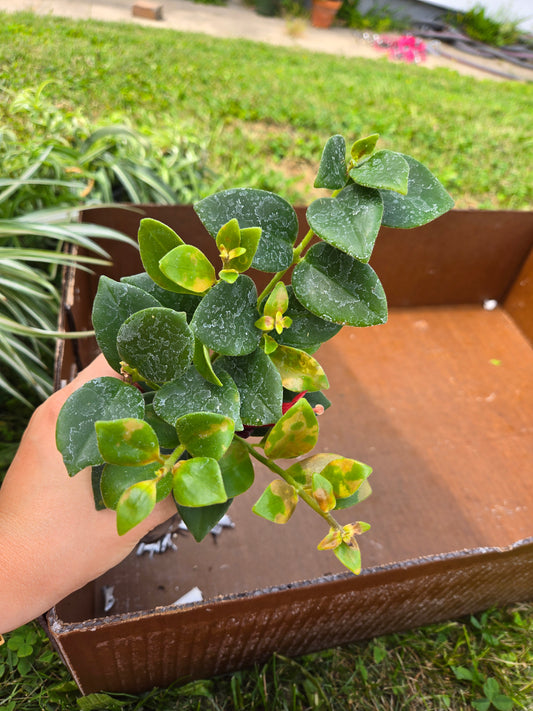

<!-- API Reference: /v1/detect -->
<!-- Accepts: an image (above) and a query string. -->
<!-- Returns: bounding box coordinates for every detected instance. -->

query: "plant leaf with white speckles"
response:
[95,418,160,466]
[350,150,409,194]
[121,272,201,318]
[92,276,161,372]
[273,286,341,351]
[380,155,454,228]
[190,275,261,356]
[263,397,318,459]
[314,134,347,189]
[216,349,283,426]
[194,188,298,272]
[292,242,388,327]
[117,307,194,383]
[56,377,145,476]
[307,184,383,264]
[153,365,242,430]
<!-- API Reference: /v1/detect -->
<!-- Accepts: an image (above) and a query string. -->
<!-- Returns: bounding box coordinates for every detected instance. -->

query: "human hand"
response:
[0,354,177,634]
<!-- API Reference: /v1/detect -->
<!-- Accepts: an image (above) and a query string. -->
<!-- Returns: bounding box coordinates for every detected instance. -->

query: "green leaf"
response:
[100,461,172,510]
[92,276,161,372]
[117,307,194,383]
[216,219,261,274]
[333,479,372,510]
[143,404,180,449]
[193,339,223,386]
[77,692,127,710]
[194,188,298,272]
[252,480,298,523]
[292,242,388,327]
[314,134,347,189]
[217,348,283,426]
[121,272,201,318]
[159,244,216,293]
[218,437,254,497]
[350,150,409,195]
[230,226,262,272]
[138,218,185,292]
[95,418,160,466]
[350,134,379,165]
[191,275,261,356]
[273,286,341,351]
[307,184,383,264]
[56,377,145,476]
[333,540,362,575]
[269,344,329,392]
[320,458,372,499]
[116,479,157,535]
[153,365,242,430]
[177,500,233,542]
[312,472,336,512]
[172,457,227,507]
[91,465,106,510]
[176,412,235,460]
[380,155,454,228]
[263,398,318,459]
[263,282,289,319]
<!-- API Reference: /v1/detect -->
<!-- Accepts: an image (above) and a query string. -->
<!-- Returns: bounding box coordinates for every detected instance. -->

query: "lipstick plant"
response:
[55,133,453,575]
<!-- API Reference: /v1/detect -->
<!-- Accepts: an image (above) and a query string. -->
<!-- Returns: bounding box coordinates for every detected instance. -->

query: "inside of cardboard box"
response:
[54,209,533,624]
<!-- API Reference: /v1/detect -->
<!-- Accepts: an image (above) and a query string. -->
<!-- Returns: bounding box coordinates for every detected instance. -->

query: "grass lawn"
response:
[0,10,532,710]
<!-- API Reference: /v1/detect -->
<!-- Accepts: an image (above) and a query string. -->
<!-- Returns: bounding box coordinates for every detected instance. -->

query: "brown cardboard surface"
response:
[48,207,533,694]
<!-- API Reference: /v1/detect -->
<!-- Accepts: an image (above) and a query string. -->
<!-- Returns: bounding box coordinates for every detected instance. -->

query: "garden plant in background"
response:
[0,89,214,407]
[56,133,453,572]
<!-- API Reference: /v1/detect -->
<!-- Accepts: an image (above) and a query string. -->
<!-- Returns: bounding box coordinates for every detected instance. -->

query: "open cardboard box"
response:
[48,206,533,694]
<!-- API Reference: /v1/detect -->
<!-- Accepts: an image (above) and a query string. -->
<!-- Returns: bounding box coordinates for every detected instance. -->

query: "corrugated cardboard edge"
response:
[46,538,533,694]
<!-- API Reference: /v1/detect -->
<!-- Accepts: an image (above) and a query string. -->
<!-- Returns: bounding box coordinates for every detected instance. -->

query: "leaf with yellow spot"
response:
[311,472,336,512]
[286,452,341,488]
[176,412,235,460]
[334,479,373,510]
[333,540,362,575]
[269,344,329,393]
[216,218,241,253]
[320,457,372,499]
[116,478,157,535]
[159,245,216,293]
[252,479,298,524]
[263,398,318,459]
[95,418,160,466]
[317,527,342,550]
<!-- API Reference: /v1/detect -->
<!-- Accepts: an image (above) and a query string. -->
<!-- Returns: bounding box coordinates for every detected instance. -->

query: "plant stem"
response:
[255,227,315,307]
[161,444,186,474]
[240,438,343,533]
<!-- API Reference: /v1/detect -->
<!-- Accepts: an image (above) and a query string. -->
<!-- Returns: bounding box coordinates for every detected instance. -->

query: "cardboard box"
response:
[48,207,533,694]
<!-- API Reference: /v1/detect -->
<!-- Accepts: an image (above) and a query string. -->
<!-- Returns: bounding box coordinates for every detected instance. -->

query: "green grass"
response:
[0,10,532,709]
[1,11,532,209]
[1,605,531,709]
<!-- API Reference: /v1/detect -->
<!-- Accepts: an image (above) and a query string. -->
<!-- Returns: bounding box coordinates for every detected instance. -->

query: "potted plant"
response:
[55,133,453,577]
[311,0,343,28]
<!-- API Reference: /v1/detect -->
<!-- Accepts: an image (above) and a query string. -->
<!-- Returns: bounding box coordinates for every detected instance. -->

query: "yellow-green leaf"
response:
[320,457,372,499]
[252,480,297,524]
[263,398,318,459]
[311,472,336,512]
[269,344,329,393]
[159,245,216,293]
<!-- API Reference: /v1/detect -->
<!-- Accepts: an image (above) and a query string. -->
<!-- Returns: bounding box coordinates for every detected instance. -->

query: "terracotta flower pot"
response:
[311,0,342,28]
